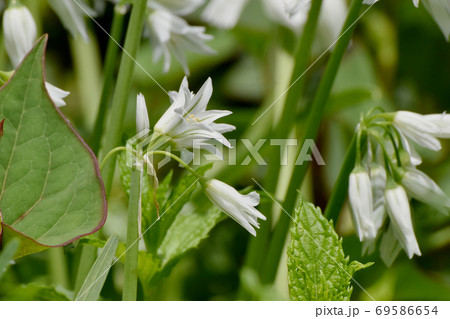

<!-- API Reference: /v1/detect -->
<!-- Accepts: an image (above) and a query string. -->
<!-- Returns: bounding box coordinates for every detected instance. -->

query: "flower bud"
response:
[2,2,37,67]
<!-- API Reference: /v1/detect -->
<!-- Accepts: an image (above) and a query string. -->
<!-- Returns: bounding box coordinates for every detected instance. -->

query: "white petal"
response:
[348,169,377,241]
[425,113,450,138]
[45,82,70,107]
[3,4,37,67]
[385,185,421,258]
[201,0,249,29]
[136,93,150,133]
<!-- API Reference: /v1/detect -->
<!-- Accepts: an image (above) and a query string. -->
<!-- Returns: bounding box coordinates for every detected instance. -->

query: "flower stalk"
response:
[261,0,364,284]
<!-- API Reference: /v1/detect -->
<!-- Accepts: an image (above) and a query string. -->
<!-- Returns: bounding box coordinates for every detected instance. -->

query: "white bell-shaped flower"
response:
[204,179,266,236]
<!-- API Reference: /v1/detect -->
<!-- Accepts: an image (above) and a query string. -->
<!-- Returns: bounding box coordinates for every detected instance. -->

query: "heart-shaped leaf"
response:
[0,36,106,256]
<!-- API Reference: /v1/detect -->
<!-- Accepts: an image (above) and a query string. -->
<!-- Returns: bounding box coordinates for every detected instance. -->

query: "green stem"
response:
[260,0,364,284]
[123,168,142,301]
[100,0,148,196]
[323,134,357,221]
[48,248,70,289]
[90,4,127,154]
[74,0,146,295]
[243,0,323,278]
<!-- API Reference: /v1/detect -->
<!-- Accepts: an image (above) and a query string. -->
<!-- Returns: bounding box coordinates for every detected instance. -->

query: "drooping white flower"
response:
[201,0,250,29]
[149,0,206,16]
[45,82,70,107]
[384,184,421,258]
[47,0,93,42]
[393,111,442,151]
[136,93,150,134]
[154,77,235,155]
[2,2,37,67]
[148,9,215,75]
[348,168,377,241]
[362,164,387,255]
[204,179,266,236]
[425,113,450,138]
[401,168,450,215]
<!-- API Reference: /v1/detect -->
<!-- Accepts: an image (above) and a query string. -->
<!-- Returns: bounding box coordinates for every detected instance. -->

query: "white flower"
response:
[425,113,450,138]
[154,77,235,155]
[2,2,70,107]
[204,179,266,236]
[201,0,250,29]
[385,185,421,258]
[262,0,347,52]
[149,0,206,16]
[363,0,419,7]
[379,224,402,267]
[148,9,215,75]
[401,168,450,215]
[393,111,442,151]
[348,168,377,241]
[45,82,70,107]
[2,3,37,67]
[136,93,150,133]
[47,0,93,42]
[398,130,422,166]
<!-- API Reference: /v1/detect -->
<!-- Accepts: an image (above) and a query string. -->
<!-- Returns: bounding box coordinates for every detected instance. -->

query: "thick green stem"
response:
[90,4,127,154]
[323,135,357,221]
[100,0,148,195]
[260,0,364,284]
[123,168,141,301]
[243,0,324,276]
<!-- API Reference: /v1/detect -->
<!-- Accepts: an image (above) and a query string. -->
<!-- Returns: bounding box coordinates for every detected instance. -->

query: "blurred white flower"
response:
[385,184,421,259]
[348,168,377,241]
[363,0,419,7]
[204,179,266,236]
[148,9,215,74]
[262,0,347,53]
[401,168,450,214]
[393,111,442,151]
[136,93,150,134]
[154,77,235,155]
[201,0,250,29]
[379,224,403,267]
[2,2,70,107]
[149,0,206,16]
[425,113,450,138]
[45,82,70,107]
[2,2,36,67]
[47,0,93,42]
[422,0,450,41]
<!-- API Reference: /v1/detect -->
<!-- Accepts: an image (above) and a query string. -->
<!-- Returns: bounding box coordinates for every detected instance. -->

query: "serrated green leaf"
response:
[75,235,119,301]
[287,197,371,301]
[0,37,106,255]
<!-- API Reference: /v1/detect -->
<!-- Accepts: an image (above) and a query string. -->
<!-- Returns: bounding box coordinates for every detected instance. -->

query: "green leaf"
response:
[4,283,70,301]
[75,235,119,301]
[0,36,106,255]
[0,238,19,281]
[158,205,222,268]
[287,197,371,301]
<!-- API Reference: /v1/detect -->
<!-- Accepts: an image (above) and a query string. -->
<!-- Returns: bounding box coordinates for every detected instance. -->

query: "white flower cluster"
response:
[348,110,450,266]
[135,77,265,236]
